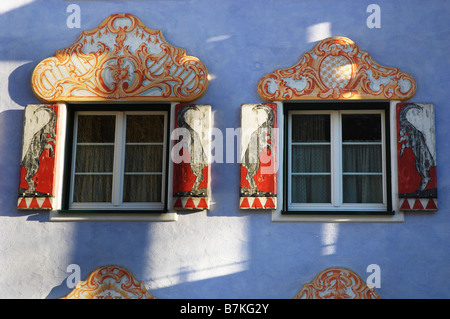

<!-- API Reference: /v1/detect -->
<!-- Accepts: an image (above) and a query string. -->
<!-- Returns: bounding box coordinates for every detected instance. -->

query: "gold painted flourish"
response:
[32,14,208,102]
[293,267,381,299]
[64,265,156,299]
[258,37,416,101]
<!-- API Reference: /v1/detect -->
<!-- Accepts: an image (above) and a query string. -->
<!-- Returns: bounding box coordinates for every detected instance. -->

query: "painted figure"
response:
[176,105,208,196]
[20,105,57,195]
[398,103,435,192]
[241,104,275,196]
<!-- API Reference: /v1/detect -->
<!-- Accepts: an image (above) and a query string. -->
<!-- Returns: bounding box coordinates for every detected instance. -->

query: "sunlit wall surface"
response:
[0,0,449,299]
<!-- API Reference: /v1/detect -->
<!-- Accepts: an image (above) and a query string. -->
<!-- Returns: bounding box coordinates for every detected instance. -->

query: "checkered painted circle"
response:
[319,55,353,89]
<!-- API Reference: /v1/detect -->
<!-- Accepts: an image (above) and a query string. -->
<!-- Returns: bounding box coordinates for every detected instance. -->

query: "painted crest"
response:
[258,37,416,101]
[240,103,277,209]
[31,14,208,102]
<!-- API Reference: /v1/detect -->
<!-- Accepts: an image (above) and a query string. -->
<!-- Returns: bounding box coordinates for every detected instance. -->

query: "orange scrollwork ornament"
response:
[258,37,416,101]
[32,14,208,102]
[64,265,156,299]
[293,267,381,299]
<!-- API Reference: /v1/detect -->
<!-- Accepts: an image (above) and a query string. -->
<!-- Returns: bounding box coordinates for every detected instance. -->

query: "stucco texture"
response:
[0,0,449,298]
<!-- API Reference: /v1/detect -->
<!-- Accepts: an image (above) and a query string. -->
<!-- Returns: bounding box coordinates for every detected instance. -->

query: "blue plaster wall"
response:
[0,0,449,298]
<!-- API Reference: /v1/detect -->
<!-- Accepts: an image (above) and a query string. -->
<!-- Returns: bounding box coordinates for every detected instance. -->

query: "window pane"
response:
[73,115,116,203]
[123,175,162,202]
[123,114,165,203]
[75,145,114,172]
[292,114,330,142]
[343,175,383,203]
[73,175,113,202]
[292,145,330,173]
[124,145,163,173]
[342,144,382,173]
[77,115,115,143]
[291,175,331,203]
[342,114,381,142]
[126,115,165,143]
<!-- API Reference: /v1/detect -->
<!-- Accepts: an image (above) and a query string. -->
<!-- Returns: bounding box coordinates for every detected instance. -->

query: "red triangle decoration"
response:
[413,199,424,210]
[29,198,40,209]
[251,197,263,208]
[18,198,28,209]
[240,197,250,208]
[264,197,276,209]
[41,197,53,209]
[400,198,411,210]
[197,198,208,209]
[184,197,196,209]
[173,197,183,208]
[425,199,437,210]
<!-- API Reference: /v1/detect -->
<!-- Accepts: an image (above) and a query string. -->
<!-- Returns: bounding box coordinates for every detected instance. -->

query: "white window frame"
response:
[69,110,168,211]
[287,109,387,212]
[49,103,178,222]
[272,101,404,223]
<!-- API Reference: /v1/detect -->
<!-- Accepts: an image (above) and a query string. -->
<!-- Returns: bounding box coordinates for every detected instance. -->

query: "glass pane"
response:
[292,114,330,142]
[123,114,165,203]
[126,115,165,143]
[124,145,163,173]
[343,175,383,203]
[75,145,114,173]
[292,145,330,173]
[342,145,382,173]
[123,175,162,202]
[291,175,331,203]
[73,115,116,203]
[342,114,381,142]
[73,175,113,202]
[77,115,116,143]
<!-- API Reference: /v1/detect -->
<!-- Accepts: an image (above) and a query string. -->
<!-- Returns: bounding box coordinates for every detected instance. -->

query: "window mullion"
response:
[112,112,125,206]
[332,111,342,207]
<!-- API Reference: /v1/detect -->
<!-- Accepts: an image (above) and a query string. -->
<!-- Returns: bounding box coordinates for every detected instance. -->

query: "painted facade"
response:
[0,0,449,299]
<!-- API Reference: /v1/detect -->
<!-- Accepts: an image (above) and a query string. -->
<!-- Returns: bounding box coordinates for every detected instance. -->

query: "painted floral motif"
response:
[258,37,416,101]
[64,265,156,299]
[293,267,381,299]
[32,14,208,102]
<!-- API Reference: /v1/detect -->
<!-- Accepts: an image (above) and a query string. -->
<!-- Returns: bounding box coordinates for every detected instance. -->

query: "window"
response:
[64,105,169,212]
[284,103,392,214]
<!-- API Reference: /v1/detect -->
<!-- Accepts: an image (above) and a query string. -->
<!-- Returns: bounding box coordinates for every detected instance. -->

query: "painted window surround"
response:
[256,37,424,222]
[21,14,212,222]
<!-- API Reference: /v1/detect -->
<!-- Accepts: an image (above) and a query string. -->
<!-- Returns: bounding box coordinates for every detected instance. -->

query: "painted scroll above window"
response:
[258,37,416,101]
[31,14,209,102]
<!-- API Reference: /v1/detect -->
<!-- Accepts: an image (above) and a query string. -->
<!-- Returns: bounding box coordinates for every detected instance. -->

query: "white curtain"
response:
[73,114,165,204]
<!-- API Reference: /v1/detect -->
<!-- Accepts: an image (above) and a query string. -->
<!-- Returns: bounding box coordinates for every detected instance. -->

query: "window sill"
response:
[272,210,403,223]
[50,210,178,222]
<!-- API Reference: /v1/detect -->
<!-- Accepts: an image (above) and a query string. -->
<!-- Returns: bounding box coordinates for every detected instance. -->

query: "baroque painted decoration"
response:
[293,267,381,299]
[31,14,209,102]
[240,103,277,209]
[18,104,59,210]
[258,37,416,101]
[64,265,156,299]
[396,102,437,211]
[172,104,211,210]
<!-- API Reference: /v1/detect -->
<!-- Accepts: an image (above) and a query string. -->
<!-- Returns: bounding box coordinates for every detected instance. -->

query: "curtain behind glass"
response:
[73,115,115,202]
[291,114,331,203]
[342,114,383,203]
[123,115,165,202]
